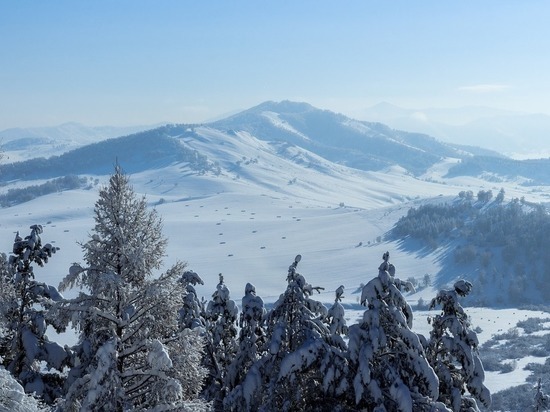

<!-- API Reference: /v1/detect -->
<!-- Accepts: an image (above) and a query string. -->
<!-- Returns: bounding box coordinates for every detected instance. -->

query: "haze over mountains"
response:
[1,100,549,188]
[359,102,550,159]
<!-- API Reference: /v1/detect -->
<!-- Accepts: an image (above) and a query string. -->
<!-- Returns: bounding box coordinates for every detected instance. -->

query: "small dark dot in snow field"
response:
[277,216,281,218]
[282,236,286,239]
[64,230,69,232]
[260,246,266,249]
[241,210,246,212]
[200,205,204,208]
[194,215,199,217]
[252,230,257,233]
[250,217,254,220]
[224,207,229,209]
[216,223,221,225]
[296,219,301,221]
[228,254,233,257]
[220,242,226,244]
[219,233,223,235]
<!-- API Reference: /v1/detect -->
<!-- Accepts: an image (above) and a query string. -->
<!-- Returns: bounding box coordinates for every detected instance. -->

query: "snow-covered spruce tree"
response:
[226,255,349,411]
[202,274,238,409]
[327,285,348,336]
[179,270,207,330]
[55,165,208,411]
[426,280,491,411]
[348,252,448,412]
[0,225,69,404]
[223,283,266,411]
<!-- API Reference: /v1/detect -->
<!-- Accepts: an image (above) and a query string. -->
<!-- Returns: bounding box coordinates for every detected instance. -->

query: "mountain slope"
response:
[211,101,471,175]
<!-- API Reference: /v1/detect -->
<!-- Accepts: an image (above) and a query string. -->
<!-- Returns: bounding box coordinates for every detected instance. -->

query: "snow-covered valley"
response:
[1,104,550,410]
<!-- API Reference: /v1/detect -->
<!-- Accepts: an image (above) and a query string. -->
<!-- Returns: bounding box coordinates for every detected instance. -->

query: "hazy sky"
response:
[1,1,549,129]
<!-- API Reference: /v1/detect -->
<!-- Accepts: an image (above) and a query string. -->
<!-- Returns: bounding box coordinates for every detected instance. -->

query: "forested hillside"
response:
[390,189,550,306]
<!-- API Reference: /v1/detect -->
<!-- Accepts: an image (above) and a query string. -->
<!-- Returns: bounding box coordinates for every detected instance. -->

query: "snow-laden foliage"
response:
[223,283,266,410]
[0,225,69,404]
[225,255,349,411]
[179,270,206,330]
[0,364,46,412]
[202,274,239,408]
[427,280,492,411]
[348,252,447,412]
[54,166,208,411]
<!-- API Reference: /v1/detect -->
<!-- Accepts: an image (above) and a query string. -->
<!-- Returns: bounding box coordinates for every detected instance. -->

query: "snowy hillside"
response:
[1,101,550,402]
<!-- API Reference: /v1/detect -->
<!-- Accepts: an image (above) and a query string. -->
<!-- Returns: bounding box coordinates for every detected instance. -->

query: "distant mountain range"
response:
[1,100,549,186]
[358,102,550,159]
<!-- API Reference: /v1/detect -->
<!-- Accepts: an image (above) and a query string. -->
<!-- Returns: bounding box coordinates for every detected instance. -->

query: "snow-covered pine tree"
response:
[223,283,266,411]
[202,273,239,409]
[427,279,491,411]
[55,165,208,411]
[348,252,447,412]
[0,225,69,404]
[227,255,349,411]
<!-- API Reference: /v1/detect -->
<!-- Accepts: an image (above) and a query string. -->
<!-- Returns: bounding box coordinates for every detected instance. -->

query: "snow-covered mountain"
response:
[1,101,550,399]
[0,122,162,162]
[1,100,548,297]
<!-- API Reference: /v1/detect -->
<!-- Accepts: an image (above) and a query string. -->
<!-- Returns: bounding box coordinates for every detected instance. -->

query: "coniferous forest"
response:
[4,167,547,412]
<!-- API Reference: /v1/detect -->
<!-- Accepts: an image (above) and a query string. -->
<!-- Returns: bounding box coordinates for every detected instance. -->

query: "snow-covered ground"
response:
[1,129,550,395]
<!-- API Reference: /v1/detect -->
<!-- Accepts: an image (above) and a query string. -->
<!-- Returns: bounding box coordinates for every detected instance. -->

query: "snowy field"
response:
[1,143,550,396]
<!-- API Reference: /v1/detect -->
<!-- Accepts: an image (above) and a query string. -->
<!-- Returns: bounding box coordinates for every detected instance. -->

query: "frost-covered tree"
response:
[227,255,349,411]
[348,252,447,412]
[223,283,266,410]
[55,165,208,411]
[327,285,348,336]
[0,225,69,404]
[202,274,238,409]
[179,270,206,330]
[427,280,491,411]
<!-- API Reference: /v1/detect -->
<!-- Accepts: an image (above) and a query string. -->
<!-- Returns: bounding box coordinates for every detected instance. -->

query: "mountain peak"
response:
[249,100,316,114]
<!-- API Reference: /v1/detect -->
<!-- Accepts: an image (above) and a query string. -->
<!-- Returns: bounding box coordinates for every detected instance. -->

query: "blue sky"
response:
[1,1,549,129]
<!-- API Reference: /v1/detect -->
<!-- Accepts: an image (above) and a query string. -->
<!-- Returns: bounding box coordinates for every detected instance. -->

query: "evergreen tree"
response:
[55,166,208,411]
[223,283,266,411]
[179,270,207,330]
[348,252,447,411]
[226,255,349,411]
[0,225,69,404]
[427,280,491,411]
[202,274,239,409]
